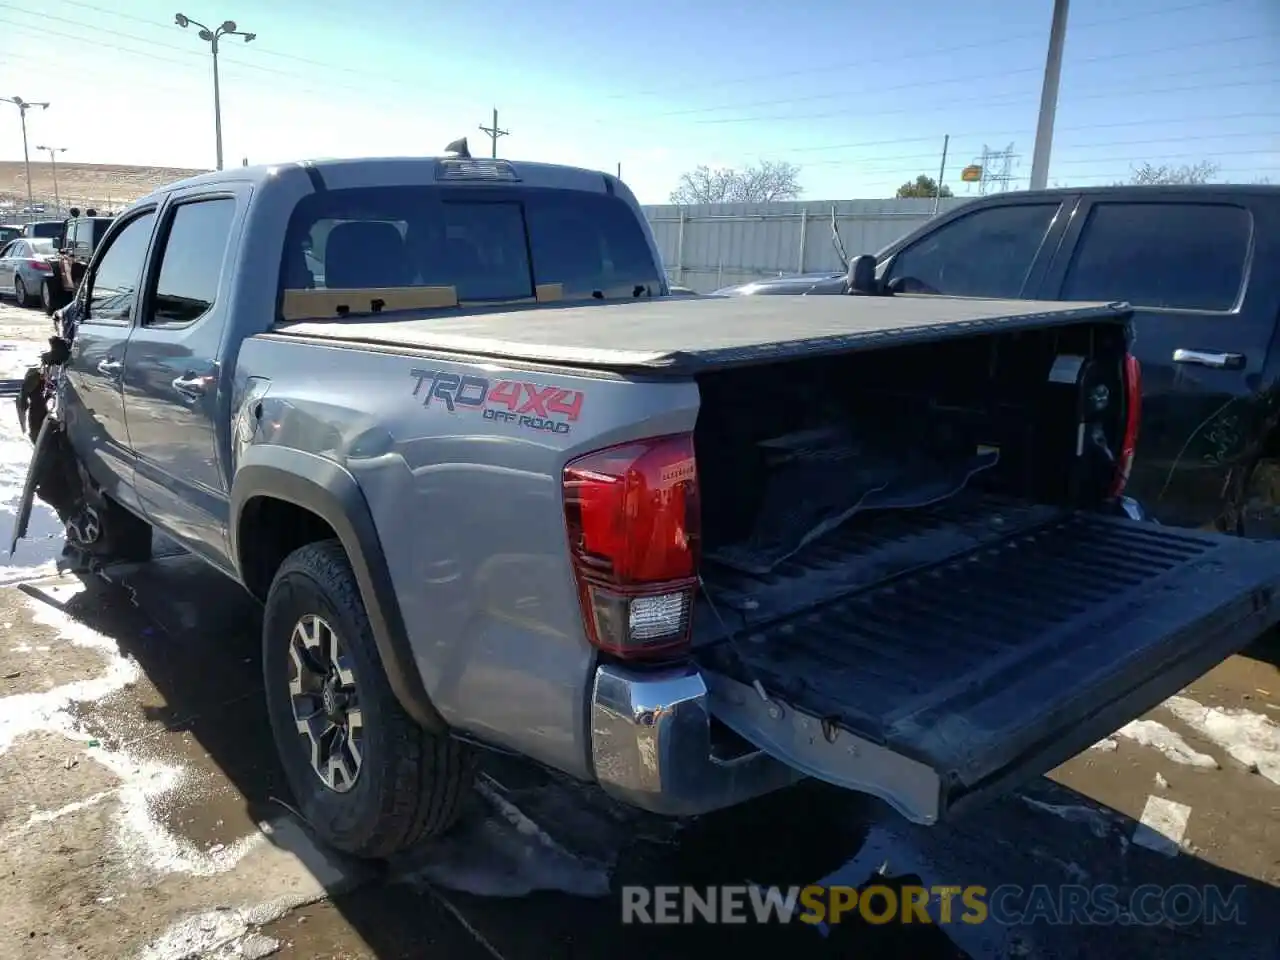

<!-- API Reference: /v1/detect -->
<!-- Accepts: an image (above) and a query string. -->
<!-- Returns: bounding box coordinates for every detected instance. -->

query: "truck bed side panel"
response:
[232,334,700,779]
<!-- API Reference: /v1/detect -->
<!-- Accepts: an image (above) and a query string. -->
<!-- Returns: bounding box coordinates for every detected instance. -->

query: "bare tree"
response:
[896,174,953,199]
[1126,160,1220,186]
[670,161,803,204]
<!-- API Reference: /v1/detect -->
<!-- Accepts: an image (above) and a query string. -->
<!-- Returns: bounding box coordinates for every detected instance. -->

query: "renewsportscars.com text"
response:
[620,883,1248,927]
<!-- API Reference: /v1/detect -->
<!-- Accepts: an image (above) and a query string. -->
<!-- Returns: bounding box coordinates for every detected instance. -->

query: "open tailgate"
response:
[699,514,1280,824]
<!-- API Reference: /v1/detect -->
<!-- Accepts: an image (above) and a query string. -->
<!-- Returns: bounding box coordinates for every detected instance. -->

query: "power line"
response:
[592,0,1258,101]
[620,34,1275,121]
[777,111,1280,156]
[7,18,1274,143]
[0,18,375,103]
[19,0,1267,114]
[692,73,1278,127]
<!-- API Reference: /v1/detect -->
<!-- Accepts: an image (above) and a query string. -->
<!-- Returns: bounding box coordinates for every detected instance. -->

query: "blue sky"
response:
[0,0,1276,203]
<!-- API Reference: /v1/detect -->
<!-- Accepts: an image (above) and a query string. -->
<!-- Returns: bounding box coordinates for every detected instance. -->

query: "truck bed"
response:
[273,295,1130,375]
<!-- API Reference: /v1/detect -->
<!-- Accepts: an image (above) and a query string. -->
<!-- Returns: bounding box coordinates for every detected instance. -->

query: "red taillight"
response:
[26,259,51,272]
[1110,353,1142,497]
[563,433,700,660]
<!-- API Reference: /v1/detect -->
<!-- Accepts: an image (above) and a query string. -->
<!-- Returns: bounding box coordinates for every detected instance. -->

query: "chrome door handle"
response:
[171,373,213,402]
[1172,349,1244,370]
[96,358,121,376]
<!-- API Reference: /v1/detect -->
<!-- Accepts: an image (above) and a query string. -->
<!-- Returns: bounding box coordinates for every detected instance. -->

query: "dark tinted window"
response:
[886,203,1061,298]
[148,198,237,326]
[280,185,662,312]
[1062,203,1251,311]
[26,221,62,239]
[88,211,156,322]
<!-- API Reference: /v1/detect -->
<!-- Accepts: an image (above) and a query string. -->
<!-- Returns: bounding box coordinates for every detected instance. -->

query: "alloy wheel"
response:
[288,613,364,793]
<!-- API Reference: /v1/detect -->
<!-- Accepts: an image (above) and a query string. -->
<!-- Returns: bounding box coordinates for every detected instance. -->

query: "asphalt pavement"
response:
[0,299,1277,960]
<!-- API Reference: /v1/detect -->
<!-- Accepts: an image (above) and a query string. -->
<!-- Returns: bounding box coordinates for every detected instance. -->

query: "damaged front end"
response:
[8,305,98,559]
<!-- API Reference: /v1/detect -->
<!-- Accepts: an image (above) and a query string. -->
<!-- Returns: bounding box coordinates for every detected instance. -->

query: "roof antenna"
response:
[444,137,471,159]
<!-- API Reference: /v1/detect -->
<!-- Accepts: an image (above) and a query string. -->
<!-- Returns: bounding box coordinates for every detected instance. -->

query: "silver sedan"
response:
[0,237,57,307]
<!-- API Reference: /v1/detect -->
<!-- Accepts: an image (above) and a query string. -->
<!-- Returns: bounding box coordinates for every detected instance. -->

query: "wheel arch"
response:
[230,445,446,733]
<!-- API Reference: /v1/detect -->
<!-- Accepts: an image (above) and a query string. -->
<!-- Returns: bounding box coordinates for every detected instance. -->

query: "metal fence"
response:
[0,192,137,221]
[642,197,969,293]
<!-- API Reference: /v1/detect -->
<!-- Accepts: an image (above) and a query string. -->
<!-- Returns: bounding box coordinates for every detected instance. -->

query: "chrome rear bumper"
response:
[589,662,800,817]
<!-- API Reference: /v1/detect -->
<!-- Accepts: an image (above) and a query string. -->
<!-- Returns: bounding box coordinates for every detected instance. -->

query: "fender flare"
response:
[229,445,446,733]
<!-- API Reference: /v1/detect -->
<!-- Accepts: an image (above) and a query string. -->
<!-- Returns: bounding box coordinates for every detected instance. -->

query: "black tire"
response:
[40,279,56,315]
[263,539,473,859]
[14,275,34,308]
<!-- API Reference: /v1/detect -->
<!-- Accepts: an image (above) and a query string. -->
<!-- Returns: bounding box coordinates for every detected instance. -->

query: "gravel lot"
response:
[0,299,1277,959]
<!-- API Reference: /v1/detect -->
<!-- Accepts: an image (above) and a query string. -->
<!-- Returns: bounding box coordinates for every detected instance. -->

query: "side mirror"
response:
[845,254,878,295]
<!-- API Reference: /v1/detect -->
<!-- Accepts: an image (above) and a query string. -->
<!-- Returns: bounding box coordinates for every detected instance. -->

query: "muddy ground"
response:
[0,300,1278,959]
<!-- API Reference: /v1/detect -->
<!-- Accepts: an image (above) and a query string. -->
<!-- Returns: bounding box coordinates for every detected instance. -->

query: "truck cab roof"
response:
[140,155,628,204]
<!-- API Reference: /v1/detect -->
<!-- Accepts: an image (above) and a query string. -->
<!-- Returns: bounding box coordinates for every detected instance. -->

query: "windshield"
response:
[29,239,55,255]
[279,185,663,313]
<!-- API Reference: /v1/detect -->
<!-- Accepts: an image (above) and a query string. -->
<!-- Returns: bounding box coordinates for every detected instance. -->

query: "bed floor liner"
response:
[696,505,1280,819]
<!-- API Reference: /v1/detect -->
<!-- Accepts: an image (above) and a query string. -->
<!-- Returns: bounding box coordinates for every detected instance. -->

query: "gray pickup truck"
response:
[13,155,1280,861]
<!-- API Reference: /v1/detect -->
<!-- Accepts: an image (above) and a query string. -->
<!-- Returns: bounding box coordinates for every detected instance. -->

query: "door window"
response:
[87,211,156,323]
[1061,203,1251,312]
[146,197,237,326]
[885,203,1062,298]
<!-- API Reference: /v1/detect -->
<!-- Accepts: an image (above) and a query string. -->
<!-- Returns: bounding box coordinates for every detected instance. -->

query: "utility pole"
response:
[174,13,257,170]
[479,108,509,159]
[616,162,622,179]
[1030,0,1069,191]
[1,96,51,223]
[933,135,949,217]
[36,145,67,214]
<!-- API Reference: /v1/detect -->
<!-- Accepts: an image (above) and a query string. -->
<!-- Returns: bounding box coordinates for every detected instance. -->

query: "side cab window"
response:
[1060,202,1251,312]
[884,203,1063,299]
[84,211,157,324]
[143,197,238,327]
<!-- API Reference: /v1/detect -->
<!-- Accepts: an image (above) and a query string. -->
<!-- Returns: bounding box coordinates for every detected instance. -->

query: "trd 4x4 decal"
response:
[409,368,584,435]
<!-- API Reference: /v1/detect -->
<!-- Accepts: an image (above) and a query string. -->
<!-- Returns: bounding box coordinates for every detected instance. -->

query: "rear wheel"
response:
[14,276,34,307]
[40,279,58,315]
[263,539,473,858]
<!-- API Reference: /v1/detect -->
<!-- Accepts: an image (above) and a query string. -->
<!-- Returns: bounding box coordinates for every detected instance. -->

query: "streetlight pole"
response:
[174,13,256,171]
[36,145,67,214]
[1,96,51,223]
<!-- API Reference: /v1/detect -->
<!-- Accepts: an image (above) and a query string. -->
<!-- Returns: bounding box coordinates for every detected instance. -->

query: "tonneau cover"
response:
[274,295,1132,375]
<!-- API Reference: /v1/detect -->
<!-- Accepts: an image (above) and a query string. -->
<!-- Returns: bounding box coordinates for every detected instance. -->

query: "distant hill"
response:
[0,160,208,214]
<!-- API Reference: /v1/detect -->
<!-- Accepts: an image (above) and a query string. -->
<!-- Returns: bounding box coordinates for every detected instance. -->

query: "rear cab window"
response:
[278,184,663,314]
[1061,203,1252,311]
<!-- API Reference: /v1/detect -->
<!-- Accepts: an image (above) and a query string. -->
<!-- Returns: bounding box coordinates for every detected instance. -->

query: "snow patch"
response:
[0,592,263,877]
[135,897,308,960]
[1164,695,1280,786]
[1020,797,1116,839]
[0,590,140,752]
[1115,719,1219,768]
[2,789,115,839]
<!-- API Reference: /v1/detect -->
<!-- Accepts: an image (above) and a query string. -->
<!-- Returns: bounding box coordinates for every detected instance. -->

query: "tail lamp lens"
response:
[1110,353,1142,497]
[563,433,699,659]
